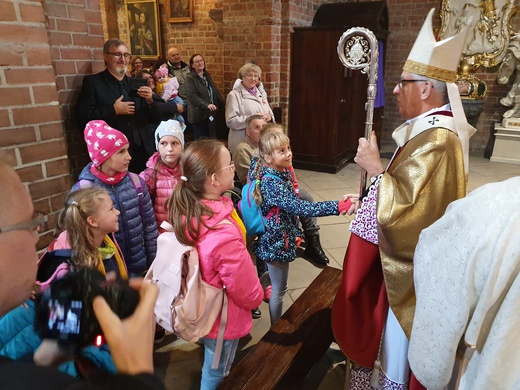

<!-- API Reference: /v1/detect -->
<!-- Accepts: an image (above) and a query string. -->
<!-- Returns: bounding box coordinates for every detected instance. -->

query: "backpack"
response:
[144,220,228,369]
[238,173,281,236]
[77,172,144,218]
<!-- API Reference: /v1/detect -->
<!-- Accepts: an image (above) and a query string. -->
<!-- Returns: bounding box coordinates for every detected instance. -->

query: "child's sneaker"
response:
[260,271,272,303]
[154,325,166,344]
[263,286,272,303]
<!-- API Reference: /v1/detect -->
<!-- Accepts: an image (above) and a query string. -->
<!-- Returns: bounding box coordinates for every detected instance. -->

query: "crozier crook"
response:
[337,28,379,195]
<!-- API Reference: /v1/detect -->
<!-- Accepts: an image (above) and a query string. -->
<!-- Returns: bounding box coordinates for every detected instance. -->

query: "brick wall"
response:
[45,0,105,180]
[0,0,67,249]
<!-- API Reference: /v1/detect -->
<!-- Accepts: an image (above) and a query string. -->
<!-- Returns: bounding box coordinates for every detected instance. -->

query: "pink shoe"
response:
[263,285,272,303]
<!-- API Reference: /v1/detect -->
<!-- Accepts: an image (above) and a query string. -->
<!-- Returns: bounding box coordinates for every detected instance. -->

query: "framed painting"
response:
[126,0,161,60]
[166,0,194,23]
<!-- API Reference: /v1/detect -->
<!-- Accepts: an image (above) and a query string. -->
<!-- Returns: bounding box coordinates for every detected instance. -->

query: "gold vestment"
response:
[377,126,466,338]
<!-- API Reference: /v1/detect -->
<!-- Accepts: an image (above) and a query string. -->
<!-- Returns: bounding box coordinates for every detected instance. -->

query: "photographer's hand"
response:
[93,278,158,375]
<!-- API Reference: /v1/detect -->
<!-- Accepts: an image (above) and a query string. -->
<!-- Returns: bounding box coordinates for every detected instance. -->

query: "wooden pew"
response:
[219,266,343,389]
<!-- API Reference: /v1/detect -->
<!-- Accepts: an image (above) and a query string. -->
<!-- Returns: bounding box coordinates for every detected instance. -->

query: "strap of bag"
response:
[128,172,144,221]
[211,291,228,369]
[210,218,233,369]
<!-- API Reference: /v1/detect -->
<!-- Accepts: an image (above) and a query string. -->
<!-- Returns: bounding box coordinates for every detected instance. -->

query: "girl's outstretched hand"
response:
[339,194,361,215]
[93,278,158,375]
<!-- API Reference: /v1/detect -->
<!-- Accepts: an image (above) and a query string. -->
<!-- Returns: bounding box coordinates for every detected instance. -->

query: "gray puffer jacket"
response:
[72,163,158,275]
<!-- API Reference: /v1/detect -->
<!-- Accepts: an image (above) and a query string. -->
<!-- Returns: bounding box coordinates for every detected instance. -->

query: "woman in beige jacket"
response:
[225,63,274,153]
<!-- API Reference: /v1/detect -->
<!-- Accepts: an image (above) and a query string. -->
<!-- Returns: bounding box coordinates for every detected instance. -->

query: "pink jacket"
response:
[140,152,182,231]
[196,197,263,339]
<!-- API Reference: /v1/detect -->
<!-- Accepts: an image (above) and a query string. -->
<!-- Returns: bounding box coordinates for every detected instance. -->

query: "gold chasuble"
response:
[377,120,466,338]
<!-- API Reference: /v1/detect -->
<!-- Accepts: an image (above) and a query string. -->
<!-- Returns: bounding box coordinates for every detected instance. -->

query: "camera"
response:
[35,267,139,347]
[129,78,147,97]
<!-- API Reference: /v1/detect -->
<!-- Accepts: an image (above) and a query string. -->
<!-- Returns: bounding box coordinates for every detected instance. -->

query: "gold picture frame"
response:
[126,0,161,60]
[166,0,194,23]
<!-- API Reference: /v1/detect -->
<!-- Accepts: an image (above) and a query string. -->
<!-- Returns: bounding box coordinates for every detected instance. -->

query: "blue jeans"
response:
[200,337,239,390]
[267,260,289,325]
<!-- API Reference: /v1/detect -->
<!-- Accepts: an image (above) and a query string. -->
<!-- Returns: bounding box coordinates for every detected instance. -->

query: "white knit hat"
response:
[154,119,184,149]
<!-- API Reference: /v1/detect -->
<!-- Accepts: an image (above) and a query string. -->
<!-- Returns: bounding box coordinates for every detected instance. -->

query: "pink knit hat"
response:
[84,120,129,167]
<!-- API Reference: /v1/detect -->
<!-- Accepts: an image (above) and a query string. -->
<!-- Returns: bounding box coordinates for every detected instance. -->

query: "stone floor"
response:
[153,151,520,390]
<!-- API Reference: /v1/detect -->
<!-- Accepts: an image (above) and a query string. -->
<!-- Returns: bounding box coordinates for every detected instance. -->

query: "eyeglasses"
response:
[397,79,428,89]
[0,212,47,235]
[244,73,260,79]
[106,52,131,60]
[216,162,235,173]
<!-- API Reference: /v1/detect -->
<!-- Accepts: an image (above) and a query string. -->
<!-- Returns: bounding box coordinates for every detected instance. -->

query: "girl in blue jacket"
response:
[251,131,351,324]
[72,120,158,275]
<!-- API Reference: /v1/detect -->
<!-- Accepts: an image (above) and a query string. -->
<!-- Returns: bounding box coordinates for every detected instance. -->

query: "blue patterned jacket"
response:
[253,166,338,263]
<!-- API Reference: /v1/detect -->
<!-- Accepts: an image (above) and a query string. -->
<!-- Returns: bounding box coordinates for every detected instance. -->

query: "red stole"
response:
[331,233,388,367]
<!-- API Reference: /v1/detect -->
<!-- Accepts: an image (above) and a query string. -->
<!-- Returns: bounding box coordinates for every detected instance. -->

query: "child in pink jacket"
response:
[167,139,263,389]
[140,119,184,233]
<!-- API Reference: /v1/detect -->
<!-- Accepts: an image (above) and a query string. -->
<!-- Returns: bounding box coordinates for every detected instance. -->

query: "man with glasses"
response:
[77,38,160,172]
[332,9,476,389]
[0,159,164,389]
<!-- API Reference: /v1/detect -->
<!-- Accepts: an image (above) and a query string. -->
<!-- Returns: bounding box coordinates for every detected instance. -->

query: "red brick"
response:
[0,109,11,127]
[0,24,48,44]
[45,2,68,18]
[88,24,103,36]
[48,31,72,46]
[85,9,101,24]
[33,198,52,215]
[54,60,77,75]
[40,122,66,141]
[33,84,59,104]
[28,175,70,199]
[12,104,61,126]
[45,158,70,177]
[67,4,85,20]
[0,86,32,107]
[19,2,45,23]
[50,193,68,212]
[60,47,92,60]
[4,67,56,85]
[26,46,53,66]
[19,139,67,164]
[0,148,16,165]
[56,18,88,33]
[0,1,16,22]
[0,46,24,66]
[16,164,43,182]
[0,126,37,147]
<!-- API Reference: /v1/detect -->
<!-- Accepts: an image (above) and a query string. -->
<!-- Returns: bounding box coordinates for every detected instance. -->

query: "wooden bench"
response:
[219,266,343,390]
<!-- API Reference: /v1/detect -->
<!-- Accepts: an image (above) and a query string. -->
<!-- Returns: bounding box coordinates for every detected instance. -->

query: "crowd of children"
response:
[0,114,351,390]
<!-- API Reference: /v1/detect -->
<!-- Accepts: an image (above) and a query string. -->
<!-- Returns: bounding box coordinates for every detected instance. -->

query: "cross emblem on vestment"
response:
[428,117,439,125]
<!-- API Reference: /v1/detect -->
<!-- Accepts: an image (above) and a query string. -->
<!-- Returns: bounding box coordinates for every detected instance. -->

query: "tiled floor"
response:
[153,151,520,390]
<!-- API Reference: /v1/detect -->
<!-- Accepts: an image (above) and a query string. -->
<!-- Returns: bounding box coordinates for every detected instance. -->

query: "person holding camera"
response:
[0,187,127,375]
[0,158,164,389]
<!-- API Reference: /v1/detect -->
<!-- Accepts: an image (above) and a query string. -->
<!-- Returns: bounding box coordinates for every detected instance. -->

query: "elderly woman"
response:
[184,54,225,139]
[225,63,274,153]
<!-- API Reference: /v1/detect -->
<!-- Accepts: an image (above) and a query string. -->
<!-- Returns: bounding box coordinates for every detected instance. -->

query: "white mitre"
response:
[404,8,476,174]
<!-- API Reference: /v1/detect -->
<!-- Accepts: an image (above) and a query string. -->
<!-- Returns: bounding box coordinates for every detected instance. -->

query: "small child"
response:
[155,66,186,129]
[252,130,352,324]
[0,187,126,377]
[72,120,158,276]
[167,139,263,389]
[140,119,184,232]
